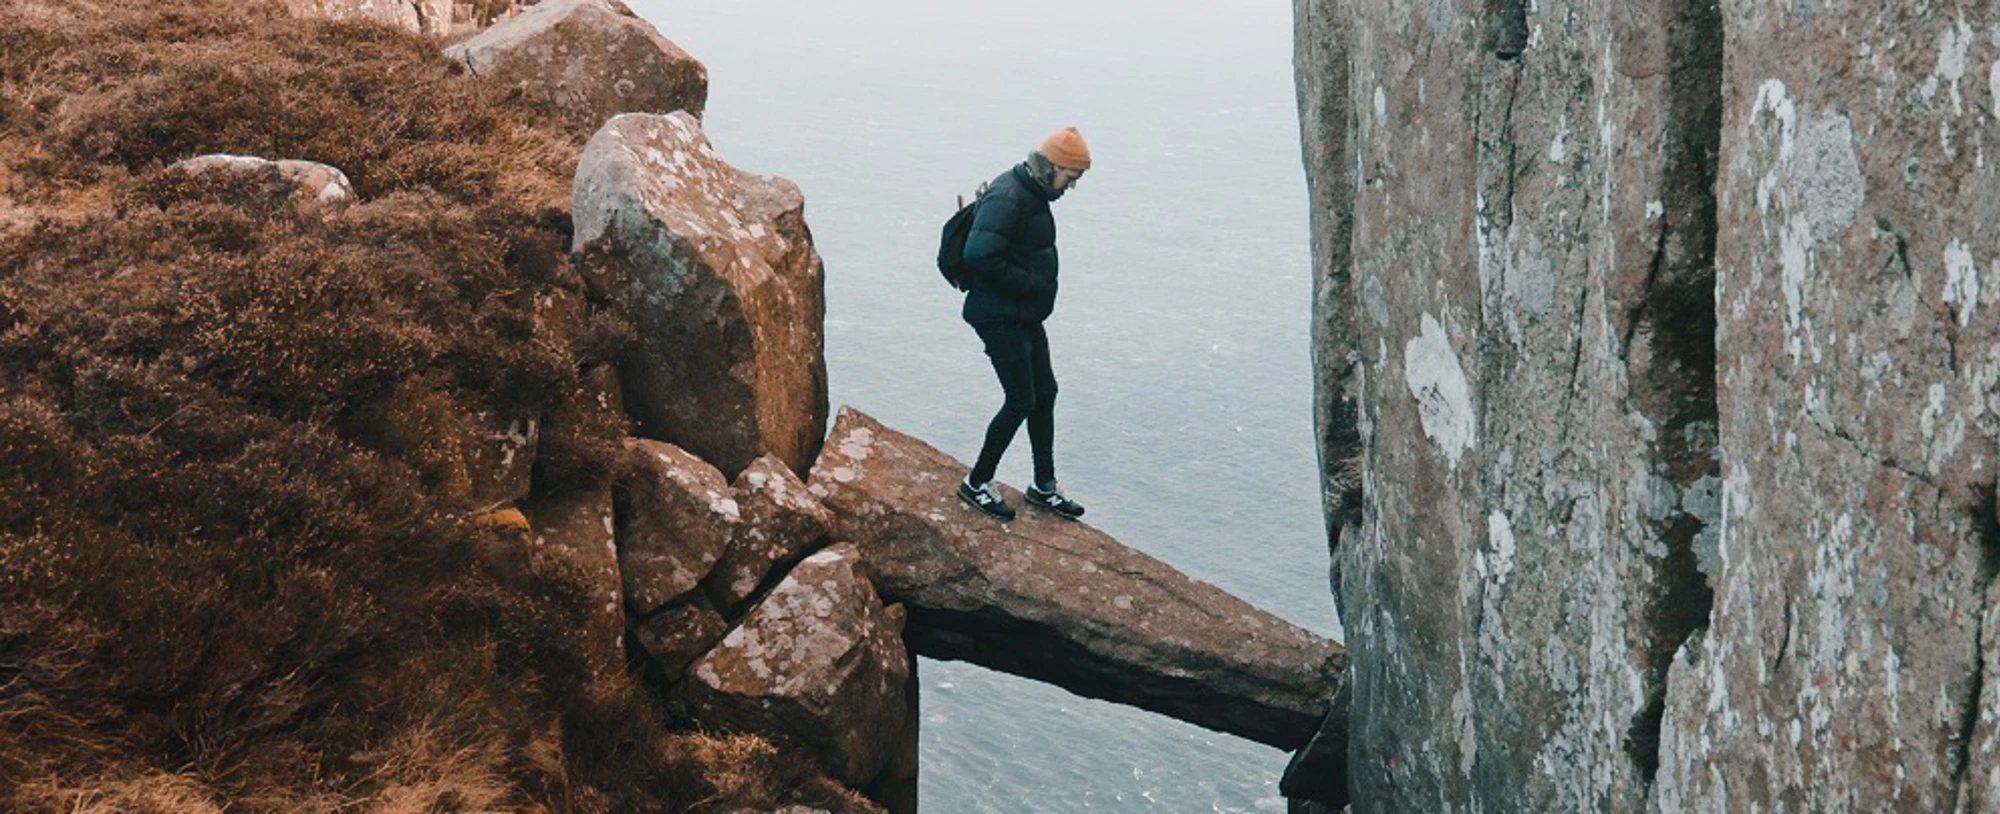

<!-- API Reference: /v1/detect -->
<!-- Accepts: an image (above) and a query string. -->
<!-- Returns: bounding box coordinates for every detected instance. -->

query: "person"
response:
[954,126,1092,522]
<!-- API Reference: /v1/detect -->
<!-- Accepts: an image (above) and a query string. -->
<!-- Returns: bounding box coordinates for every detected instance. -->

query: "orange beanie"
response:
[1039,126,1092,170]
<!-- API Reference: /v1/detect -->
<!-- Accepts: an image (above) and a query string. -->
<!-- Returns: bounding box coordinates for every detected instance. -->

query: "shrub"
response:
[0,2,838,810]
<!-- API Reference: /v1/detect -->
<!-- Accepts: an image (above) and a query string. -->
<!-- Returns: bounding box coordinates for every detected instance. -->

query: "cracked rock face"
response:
[1654,6,2000,811]
[683,542,910,785]
[1302,0,1998,810]
[573,112,828,478]
[1302,0,1723,808]
[444,0,706,142]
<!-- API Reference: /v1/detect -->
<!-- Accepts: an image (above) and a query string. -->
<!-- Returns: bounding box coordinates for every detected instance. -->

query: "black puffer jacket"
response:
[960,162,1059,325]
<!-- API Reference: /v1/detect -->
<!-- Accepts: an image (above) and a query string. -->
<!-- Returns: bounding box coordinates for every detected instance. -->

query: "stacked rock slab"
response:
[572,111,828,478]
[809,407,1344,752]
[1300,0,1724,808]
[444,0,707,142]
[1303,0,2000,810]
[683,543,911,786]
[1653,7,2000,811]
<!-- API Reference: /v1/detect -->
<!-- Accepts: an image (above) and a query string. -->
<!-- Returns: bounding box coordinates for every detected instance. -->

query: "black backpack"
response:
[935,188,984,291]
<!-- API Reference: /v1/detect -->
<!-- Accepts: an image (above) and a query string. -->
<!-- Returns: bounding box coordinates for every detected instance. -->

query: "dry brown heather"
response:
[0,1,865,810]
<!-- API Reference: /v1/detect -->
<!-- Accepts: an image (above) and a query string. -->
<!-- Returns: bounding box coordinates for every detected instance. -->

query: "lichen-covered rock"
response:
[1650,7,2000,811]
[165,154,354,210]
[683,543,910,785]
[444,0,706,141]
[522,487,623,677]
[708,454,834,611]
[809,407,1343,751]
[616,438,734,616]
[573,112,827,478]
[1302,0,1724,808]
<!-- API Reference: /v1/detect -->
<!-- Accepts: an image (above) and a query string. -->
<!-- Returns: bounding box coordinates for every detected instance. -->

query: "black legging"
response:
[968,323,1056,488]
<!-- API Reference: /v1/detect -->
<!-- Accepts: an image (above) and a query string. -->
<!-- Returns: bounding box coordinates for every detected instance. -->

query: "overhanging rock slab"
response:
[807,406,1343,751]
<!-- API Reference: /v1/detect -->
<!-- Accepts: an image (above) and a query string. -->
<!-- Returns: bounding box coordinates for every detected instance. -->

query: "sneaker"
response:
[957,479,1016,521]
[1025,483,1085,519]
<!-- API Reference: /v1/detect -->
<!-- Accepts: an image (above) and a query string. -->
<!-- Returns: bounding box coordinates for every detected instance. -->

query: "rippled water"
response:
[622,1,1340,808]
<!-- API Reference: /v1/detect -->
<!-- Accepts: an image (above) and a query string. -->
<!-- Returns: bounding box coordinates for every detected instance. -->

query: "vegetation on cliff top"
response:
[0,1,860,809]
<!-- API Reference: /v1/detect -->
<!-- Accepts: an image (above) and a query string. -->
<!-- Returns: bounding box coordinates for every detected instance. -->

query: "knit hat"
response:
[1039,126,1092,171]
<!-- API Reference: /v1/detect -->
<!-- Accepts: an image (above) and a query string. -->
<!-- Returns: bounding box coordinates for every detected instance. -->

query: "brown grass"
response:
[0,1,859,810]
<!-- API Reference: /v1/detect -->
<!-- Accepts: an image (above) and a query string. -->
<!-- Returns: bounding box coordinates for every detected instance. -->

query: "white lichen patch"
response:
[837,426,876,461]
[1920,16,1977,116]
[1485,511,1517,586]
[1403,313,1476,467]
[705,492,741,520]
[1990,59,2000,122]
[1944,239,1980,327]
[1781,213,1813,361]
[1752,79,1799,215]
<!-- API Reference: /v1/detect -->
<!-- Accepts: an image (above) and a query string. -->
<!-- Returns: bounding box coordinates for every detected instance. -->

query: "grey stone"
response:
[808,407,1343,751]
[572,112,828,478]
[166,154,354,210]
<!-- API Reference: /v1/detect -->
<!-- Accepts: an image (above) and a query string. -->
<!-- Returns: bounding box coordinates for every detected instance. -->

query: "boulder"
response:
[807,407,1343,751]
[165,154,354,210]
[616,438,734,616]
[572,112,827,478]
[521,487,623,677]
[708,454,835,611]
[684,543,911,786]
[444,0,706,142]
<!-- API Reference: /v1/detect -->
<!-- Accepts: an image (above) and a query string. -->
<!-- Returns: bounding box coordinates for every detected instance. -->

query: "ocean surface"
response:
[622,1,1341,809]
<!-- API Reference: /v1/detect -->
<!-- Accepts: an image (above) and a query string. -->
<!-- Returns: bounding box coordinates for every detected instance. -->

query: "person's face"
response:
[1051,165,1086,192]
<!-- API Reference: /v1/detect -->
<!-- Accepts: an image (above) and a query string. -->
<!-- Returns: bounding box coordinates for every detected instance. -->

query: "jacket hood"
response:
[1017,155,1066,202]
